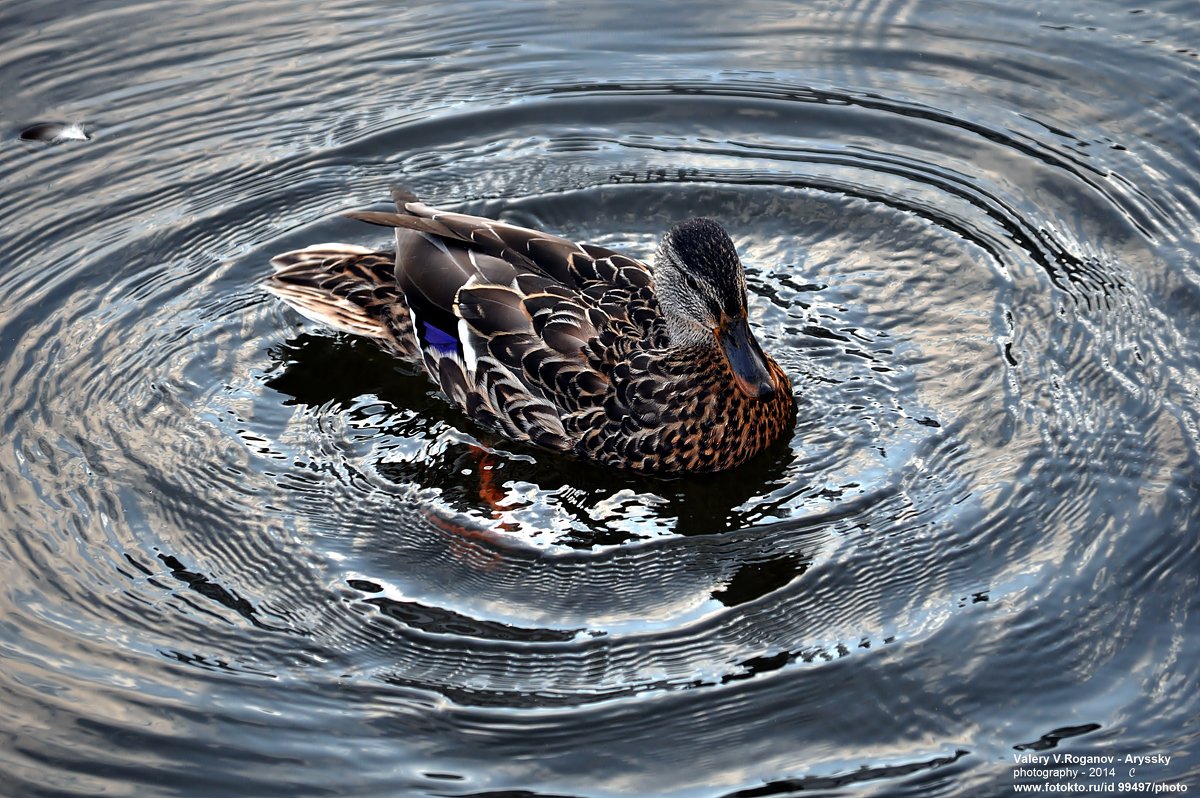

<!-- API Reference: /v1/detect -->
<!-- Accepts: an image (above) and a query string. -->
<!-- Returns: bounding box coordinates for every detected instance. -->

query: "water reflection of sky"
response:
[2,0,1199,796]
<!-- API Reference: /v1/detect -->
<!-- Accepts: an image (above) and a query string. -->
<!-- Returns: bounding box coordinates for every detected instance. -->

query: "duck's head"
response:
[654,218,777,400]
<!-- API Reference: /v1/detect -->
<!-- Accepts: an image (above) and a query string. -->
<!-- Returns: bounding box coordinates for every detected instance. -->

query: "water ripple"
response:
[2,0,1199,795]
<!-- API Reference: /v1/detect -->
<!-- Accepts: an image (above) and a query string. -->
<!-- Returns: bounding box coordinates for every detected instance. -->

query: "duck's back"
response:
[266,189,668,454]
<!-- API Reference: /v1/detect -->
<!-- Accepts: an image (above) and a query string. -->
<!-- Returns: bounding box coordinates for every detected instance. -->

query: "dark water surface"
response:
[3,1,1199,795]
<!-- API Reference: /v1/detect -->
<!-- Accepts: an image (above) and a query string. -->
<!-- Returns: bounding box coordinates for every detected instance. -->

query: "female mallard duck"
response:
[266,188,794,474]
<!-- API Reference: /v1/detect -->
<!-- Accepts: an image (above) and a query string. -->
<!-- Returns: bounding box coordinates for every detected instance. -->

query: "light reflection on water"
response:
[2,0,1199,796]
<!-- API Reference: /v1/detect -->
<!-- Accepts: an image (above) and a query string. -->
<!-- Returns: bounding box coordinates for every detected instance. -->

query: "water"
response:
[2,1,1199,795]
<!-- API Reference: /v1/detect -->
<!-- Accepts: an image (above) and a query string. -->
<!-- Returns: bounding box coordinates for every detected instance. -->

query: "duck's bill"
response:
[716,315,776,399]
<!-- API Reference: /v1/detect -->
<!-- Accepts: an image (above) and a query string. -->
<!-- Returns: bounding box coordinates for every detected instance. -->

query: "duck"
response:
[265,188,794,474]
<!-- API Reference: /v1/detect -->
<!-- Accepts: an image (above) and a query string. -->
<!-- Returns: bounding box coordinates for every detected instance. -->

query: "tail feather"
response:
[269,243,374,272]
[264,244,398,341]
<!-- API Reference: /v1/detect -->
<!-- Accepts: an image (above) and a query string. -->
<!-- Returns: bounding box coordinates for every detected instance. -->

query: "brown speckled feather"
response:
[267,245,417,352]
[265,189,794,473]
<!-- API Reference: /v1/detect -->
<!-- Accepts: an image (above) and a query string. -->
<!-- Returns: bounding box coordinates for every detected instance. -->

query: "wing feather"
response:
[268,188,679,460]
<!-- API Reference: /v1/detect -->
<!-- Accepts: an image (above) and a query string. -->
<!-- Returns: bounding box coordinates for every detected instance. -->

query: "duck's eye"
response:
[683,275,702,293]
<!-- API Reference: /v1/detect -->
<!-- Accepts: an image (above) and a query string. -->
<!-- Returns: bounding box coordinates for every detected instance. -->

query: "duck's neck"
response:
[663,341,729,381]
[651,344,794,473]
[663,341,792,405]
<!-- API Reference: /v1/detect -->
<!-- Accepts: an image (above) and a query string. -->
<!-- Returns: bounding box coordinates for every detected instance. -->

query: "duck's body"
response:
[266,189,793,474]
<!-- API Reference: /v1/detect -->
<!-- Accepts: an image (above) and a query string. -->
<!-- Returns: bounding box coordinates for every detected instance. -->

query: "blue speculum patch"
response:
[422,321,459,355]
